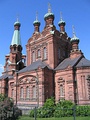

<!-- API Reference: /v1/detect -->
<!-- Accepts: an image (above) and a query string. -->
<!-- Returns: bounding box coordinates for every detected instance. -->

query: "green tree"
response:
[0,94,22,120]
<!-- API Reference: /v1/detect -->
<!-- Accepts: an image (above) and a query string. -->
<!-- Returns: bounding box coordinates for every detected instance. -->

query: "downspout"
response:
[73,66,79,105]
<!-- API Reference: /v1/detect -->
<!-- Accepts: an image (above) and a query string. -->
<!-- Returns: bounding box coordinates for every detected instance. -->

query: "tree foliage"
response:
[30,97,90,118]
[0,94,22,120]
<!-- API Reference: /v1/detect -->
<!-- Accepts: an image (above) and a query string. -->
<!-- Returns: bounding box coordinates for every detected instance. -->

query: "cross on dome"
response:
[48,3,51,13]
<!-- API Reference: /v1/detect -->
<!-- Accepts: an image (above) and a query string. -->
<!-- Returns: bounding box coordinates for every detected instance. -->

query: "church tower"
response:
[26,4,71,69]
[70,26,83,59]
[4,19,26,75]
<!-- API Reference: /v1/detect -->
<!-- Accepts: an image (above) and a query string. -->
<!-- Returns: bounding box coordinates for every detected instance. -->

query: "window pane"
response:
[38,49,40,57]
[20,87,23,98]
[26,86,29,98]
[33,86,36,98]
[60,85,63,96]
[11,89,14,98]
[44,47,46,59]
[32,51,35,62]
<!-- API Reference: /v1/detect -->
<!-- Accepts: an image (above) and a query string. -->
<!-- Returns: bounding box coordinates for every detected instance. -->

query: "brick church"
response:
[0,6,90,112]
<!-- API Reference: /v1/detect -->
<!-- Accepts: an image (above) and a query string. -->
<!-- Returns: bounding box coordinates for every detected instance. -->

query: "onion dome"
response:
[58,19,66,26]
[33,12,40,33]
[33,12,40,26]
[14,21,21,27]
[44,3,55,20]
[70,26,79,43]
[58,12,66,26]
[33,19,40,26]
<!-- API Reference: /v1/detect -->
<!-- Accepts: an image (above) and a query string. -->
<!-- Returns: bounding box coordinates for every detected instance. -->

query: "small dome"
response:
[44,3,54,20]
[70,26,79,43]
[70,35,79,43]
[58,19,66,26]
[33,20,40,26]
[14,21,21,26]
[44,12,54,20]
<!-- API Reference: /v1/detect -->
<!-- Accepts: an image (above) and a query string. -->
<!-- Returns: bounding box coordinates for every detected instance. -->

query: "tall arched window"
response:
[20,87,23,98]
[60,85,64,97]
[37,49,40,57]
[32,86,36,99]
[11,89,14,98]
[32,51,35,62]
[43,47,47,59]
[26,86,29,98]
[58,48,61,59]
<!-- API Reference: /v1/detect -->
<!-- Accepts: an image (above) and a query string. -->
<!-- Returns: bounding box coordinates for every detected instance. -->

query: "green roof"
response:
[11,30,21,45]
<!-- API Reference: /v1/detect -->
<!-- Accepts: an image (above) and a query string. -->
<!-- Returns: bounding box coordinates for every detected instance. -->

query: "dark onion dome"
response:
[44,3,55,20]
[33,12,40,26]
[14,21,21,27]
[44,12,55,20]
[33,19,40,26]
[70,26,79,43]
[58,12,66,26]
[58,19,66,26]
[70,35,79,43]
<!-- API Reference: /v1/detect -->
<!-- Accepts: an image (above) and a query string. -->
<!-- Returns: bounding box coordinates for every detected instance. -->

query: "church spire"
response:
[4,18,26,73]
[11,18,22,46]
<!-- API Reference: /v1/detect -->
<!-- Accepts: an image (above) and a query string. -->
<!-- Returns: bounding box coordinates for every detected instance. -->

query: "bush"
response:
[29,109,34,117]
[30,97,55,118]
[76,105,90,116]
[39,97,55,117]
[29,98,90,118]
[0,94,22,120]
[54,100,74,117]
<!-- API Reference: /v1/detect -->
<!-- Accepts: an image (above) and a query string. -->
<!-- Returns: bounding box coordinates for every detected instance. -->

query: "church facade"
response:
[0,7,90,112]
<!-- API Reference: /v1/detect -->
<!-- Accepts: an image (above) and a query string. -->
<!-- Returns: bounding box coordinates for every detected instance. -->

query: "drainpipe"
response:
[73,66,79,105]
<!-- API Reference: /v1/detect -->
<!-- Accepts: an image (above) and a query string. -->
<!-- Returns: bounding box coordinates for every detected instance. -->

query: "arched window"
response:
[37,49,41,57]
[20,87,23,98]
[6,63,9,71]
[60,85,64,97]
[26,86,29,98]
[11,89,14,98]
[32,86,36,99]
[32,51,35,62]
[58,48,60,59]
[43,47,47,59]
[63,51,65,57]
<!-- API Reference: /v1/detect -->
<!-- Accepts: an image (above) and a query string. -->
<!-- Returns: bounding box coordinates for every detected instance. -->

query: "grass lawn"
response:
[18,116,90,120]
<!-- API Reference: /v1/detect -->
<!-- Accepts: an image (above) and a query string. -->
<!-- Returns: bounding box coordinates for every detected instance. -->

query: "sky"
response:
[0,0,90,75]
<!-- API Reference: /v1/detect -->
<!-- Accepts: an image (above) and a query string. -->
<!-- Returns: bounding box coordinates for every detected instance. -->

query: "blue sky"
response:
[0,0,90,75]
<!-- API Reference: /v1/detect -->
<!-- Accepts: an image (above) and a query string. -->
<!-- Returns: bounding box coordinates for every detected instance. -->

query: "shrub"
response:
[0,94,22,120]
[29,98,90,118]
[30,97,55,118]
[54,100,74,117]
[76,105,90,116]
[29,109,34,117]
